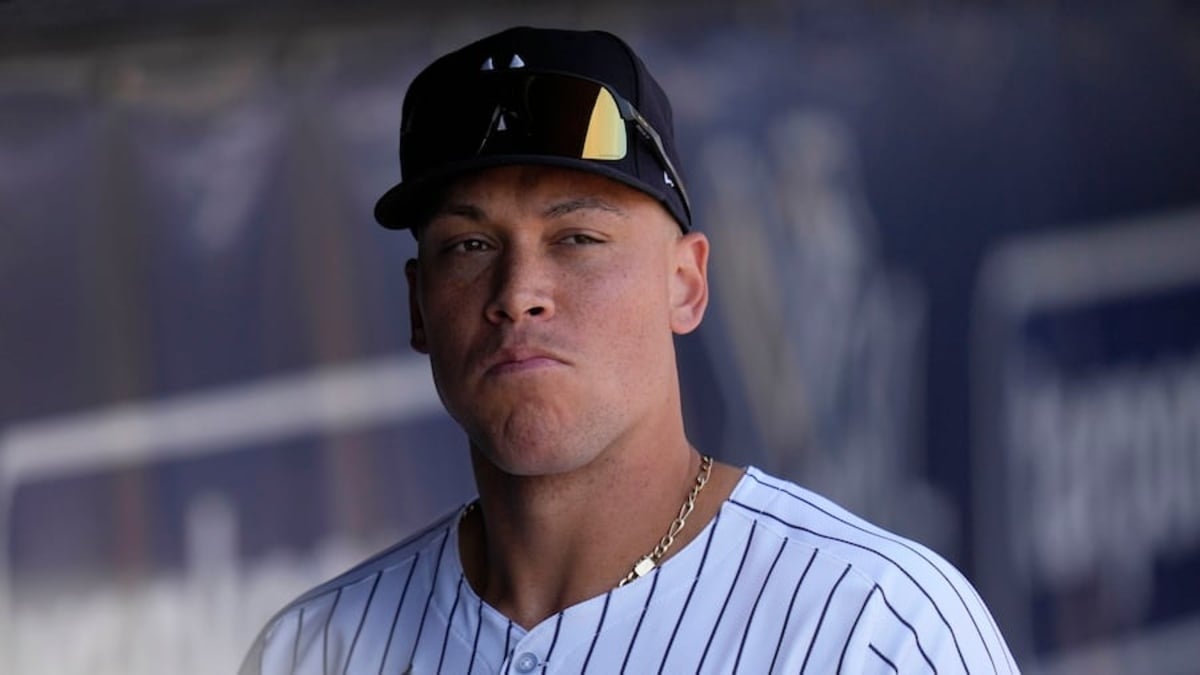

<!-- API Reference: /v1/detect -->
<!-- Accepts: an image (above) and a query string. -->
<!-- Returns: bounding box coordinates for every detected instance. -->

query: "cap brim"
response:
[373,155,683,231]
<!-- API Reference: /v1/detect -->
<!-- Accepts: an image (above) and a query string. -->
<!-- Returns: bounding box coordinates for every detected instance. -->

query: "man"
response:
[241,26,1017,674]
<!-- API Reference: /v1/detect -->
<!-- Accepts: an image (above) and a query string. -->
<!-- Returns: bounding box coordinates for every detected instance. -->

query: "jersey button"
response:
[514,651,539,673]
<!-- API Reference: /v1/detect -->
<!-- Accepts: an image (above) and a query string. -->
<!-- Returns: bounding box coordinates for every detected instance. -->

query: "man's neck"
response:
[458,439,742,629]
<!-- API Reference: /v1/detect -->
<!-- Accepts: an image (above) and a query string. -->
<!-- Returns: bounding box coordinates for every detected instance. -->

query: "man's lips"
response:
[483,347,567,376]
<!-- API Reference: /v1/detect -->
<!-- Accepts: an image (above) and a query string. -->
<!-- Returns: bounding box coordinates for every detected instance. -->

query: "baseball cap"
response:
[373,26,692,232]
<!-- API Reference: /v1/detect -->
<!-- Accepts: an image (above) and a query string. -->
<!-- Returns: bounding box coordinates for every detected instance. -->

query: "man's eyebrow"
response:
[543,197,628,219]
[431,202,486,221]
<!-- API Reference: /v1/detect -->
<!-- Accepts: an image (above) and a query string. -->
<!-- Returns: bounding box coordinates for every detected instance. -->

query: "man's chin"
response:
[471,431,599,479]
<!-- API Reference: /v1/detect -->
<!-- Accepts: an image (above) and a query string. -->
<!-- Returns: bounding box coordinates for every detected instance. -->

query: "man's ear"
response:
[405,259,429,353]
[669,231,710,335]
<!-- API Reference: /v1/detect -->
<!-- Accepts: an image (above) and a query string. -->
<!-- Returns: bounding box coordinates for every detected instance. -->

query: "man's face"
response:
[406,165,709,477]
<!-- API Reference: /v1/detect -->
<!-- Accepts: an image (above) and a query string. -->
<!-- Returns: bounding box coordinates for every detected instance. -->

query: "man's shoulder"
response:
[726,467,1017,672]
[238,505,465,675]
[729,468,995,625]
[731,467,965,589]
[292,507,461,612]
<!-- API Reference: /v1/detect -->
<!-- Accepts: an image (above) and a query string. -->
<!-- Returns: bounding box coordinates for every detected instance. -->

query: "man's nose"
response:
[484,247,555,324]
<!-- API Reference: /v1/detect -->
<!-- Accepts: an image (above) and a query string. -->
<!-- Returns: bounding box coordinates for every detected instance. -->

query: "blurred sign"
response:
[973,209,1200,673]
[0,357,468,675]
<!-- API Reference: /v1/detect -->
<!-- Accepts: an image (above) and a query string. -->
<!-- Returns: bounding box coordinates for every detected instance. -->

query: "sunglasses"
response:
[401,71,692,222]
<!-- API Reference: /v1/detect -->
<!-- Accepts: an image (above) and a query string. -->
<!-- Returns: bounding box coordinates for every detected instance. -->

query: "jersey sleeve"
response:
[238,606,304,675]
[855,569,1019,674]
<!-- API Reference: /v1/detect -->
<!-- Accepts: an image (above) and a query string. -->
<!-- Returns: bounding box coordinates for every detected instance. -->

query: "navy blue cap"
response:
[373,26,691,231]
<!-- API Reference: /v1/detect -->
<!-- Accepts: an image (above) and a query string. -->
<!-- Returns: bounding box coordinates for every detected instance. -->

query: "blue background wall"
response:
[2,3,1198,673]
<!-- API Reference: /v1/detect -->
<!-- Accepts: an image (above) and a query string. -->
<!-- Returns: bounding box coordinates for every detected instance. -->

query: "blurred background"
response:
[2,1,1199,673]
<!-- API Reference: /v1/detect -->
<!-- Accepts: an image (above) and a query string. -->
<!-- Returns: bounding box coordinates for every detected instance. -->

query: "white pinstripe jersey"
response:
[240,467,1018,674]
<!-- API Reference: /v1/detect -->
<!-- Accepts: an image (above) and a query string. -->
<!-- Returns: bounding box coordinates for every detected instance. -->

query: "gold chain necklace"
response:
[460,455,716,590]
[618,454,713,587]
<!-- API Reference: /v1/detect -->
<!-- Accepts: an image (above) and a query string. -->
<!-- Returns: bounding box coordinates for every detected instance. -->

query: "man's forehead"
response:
[410,164,683,242]
[438,196,628,220]
[441,164,646,203]
[418,166,639,225]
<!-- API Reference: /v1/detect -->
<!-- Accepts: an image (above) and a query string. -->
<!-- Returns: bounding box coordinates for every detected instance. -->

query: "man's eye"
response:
[450,238,491,253]
[561,233,602,245]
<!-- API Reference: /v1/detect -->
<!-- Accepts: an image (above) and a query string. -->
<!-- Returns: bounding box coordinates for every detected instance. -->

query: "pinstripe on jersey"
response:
[240,467,1017,674]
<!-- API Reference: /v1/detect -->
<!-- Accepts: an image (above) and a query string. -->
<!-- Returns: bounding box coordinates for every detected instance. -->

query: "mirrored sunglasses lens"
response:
[581,87,627,160]
[523,75,629,161]
[406,73,630,167]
